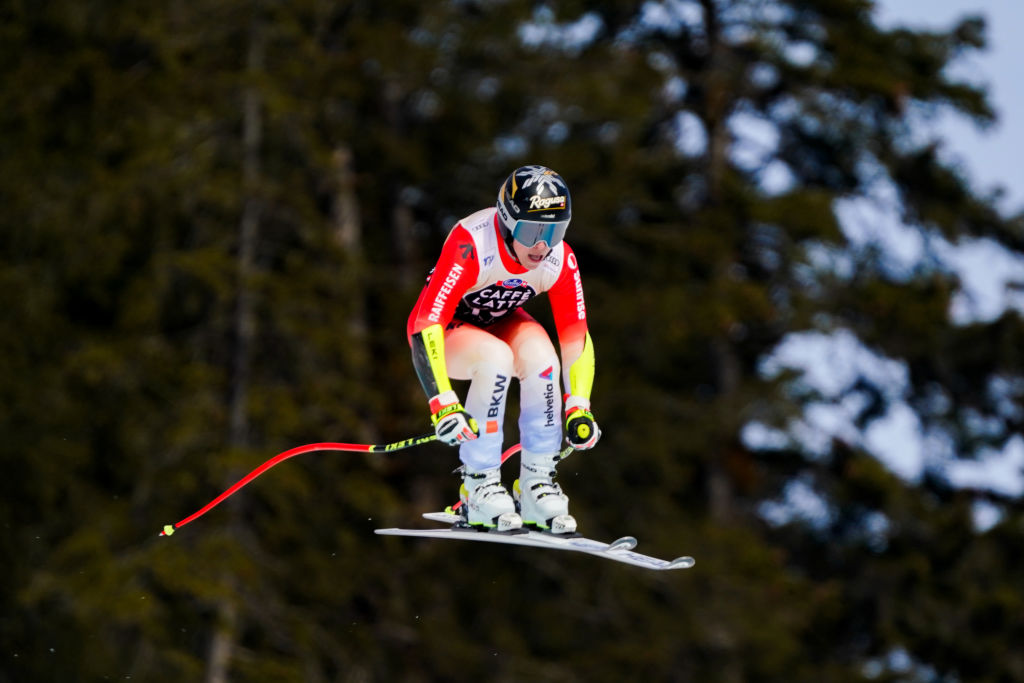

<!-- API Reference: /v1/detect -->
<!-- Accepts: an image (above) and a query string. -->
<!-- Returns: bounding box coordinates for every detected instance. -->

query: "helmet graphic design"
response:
[496,165,571,248]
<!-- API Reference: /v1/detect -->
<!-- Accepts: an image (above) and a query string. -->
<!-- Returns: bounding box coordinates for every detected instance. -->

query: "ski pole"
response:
[160,432,437,537]
[447,443,575,512]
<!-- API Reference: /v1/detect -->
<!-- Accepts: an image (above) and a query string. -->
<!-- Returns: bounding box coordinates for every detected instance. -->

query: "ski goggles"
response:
[510,219,569,248]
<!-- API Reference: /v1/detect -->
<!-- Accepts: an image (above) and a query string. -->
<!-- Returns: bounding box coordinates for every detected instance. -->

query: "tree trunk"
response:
[331,146,362,255]
[699,0,730,205]
[330,145,378,444]
[698,0,738,525]
[708,334,740,522]
[205,598,239,683]
[698,5,742,681]
[205,8,263,683]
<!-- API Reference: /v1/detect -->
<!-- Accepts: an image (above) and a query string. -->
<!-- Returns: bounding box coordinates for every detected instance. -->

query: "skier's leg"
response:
[491,311,575,533]
[443,321,520,529]
[444,321,513,471]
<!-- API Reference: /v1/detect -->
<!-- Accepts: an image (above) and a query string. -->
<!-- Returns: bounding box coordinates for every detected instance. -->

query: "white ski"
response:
[374,512,695,571]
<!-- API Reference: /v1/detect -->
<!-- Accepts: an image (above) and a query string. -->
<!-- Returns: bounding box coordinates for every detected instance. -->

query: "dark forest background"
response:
[3,1,1023,681]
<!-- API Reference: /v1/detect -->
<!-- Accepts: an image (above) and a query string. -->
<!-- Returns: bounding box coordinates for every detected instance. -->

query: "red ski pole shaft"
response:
[160,433,437,537]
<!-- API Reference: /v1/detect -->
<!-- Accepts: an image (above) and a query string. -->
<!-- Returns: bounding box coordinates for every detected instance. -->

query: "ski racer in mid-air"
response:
[407,165,600,534]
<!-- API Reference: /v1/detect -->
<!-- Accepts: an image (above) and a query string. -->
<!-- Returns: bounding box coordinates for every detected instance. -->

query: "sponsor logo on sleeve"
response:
[574,269,585,320]
[427,263,465,323]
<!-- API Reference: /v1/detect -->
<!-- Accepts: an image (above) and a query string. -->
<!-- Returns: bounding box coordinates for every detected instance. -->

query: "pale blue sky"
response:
[747,2,1024,534]
[877,0,1024,214]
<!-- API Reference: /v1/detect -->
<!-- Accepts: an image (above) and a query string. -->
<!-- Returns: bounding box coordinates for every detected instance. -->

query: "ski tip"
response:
[668,556,695,569]
[608,536,638,551]
[423,511,462,525]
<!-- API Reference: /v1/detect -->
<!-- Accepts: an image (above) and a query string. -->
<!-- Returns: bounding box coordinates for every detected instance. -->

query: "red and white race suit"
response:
[408,207,592,471]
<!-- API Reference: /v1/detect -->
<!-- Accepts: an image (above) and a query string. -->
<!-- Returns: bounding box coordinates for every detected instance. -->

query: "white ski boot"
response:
[460,467,522,532]
[514,459,577,535]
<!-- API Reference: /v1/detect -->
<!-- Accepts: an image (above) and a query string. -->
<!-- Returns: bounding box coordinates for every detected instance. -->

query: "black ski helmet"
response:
[496,165,572,248]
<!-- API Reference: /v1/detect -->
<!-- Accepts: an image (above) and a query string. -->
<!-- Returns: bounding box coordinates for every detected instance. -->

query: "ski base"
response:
[374,512,695,571]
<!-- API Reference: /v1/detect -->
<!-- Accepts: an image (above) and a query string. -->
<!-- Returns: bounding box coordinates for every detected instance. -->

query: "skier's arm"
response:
[410,323,478,444]
[549,245,599,449]
[408,225,480,444]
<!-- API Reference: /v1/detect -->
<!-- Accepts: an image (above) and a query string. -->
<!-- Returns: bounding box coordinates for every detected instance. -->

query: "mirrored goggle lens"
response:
[512,220,569,247]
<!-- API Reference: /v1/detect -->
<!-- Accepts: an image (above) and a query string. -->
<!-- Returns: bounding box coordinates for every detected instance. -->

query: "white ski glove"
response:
[430,391,478,446]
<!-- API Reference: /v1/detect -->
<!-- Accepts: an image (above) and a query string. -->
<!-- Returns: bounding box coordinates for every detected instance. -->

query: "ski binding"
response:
[375,512,695,571]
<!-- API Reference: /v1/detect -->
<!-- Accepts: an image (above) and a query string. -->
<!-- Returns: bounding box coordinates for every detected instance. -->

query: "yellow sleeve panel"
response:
[567,331,595,400]
[410,323,453,398]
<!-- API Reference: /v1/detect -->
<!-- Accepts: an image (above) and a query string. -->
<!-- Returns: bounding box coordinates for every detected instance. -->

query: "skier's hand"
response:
[430,391,478,446]
[565,396,600,450]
